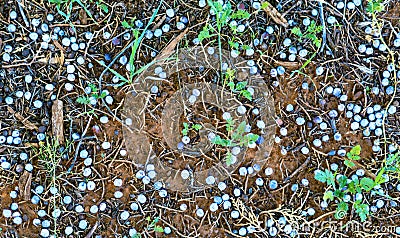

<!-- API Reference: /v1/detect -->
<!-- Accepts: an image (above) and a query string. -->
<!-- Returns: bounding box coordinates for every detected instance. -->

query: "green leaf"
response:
[324,170,335,186]
[333,189,345,198]
[291,27,303,37]
[348,181,356,194]
[344,160,355,168]
[192,124,202,131]
[240,90,252,101]
[122,20,131,28]
[374,167,386,185]
[231,10,251,20]
[360,177,375,192]
[350,145,361,155]
[338,175,348,189]
[227,81,235,91]
[226,118,234,132]
[98,3,108,13]
[225,152,235,166]
[246,134,259,143]
[323,190,334,201]
[314,170,327,183]
[212,136,232,147]
[261,2,269,9]
[154,226,164,233]
[354,201,369,222]
[182,123,189,136]
[366,0,384,14]
[76,96,91,104]
[198,25,212,42]
[235,81,247,91]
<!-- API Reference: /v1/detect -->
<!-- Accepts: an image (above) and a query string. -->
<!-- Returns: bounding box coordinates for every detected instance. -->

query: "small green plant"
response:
[181,122,202,136]
[99,3,162,88]
[315,168,384,222]
[131,217,164,238]
[345,145,361,168]
[198,1,251,71]
[146,217,164,233]
[48,0,94,31]
[383,152,400,179]
[366,0,384,14]
[35,138,71,236]
[89,0,108,13]
[76,83,107,104]
[291,20,323,48]
[212,120,259,165]
[224,68,253,101]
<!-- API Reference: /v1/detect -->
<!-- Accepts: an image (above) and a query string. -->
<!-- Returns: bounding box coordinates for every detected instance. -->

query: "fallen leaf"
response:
[261,1,288,27]
[18,171,32,201]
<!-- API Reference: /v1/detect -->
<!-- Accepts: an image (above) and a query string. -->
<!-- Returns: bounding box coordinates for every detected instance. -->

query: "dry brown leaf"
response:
[18,171,32,201]
[135,28,189,82]
[52,100,65,144]
[52,40,65,65]
[151,15,167,31]
[7,106,38,130]
[155,28,189,61]
[274,60,301,70]
[261,1,289,27]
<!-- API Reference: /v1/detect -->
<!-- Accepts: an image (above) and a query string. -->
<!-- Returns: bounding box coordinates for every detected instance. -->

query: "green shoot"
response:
[366,0,384,14]
[315,161,389,222]
[345,145,361,168]
[291,20,323,48]
[181,123,202,136]
[76,83,106,105]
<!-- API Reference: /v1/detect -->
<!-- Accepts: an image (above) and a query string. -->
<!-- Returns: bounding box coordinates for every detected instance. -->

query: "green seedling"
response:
[345,145,361,168]
[212,120,259,166]
[89,0,108,13]
[383,152,400,179]
[291,20,323,48]
[76,83,107,105]
[181,123,202,136]
[224,68,253,101]
[48,0,94,32]
[145,217,164,233]
[315,168,382,222]
[315,144,389,222]
[366,0,384,14]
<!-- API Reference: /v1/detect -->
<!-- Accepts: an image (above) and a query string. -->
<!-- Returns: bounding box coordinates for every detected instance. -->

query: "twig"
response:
[283,157,311,183]
[318,1,328,53]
